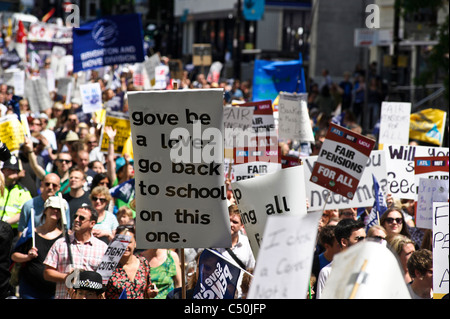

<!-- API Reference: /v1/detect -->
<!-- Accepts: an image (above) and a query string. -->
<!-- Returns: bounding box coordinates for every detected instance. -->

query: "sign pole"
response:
[180,248,186,299]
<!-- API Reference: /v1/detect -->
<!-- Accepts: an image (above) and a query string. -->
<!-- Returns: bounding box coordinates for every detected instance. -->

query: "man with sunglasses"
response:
[18,173,70,237]
[43,204,108,299]
[316,219,366,299]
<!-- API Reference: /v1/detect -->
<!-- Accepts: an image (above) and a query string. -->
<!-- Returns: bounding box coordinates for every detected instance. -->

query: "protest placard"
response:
[100,111,131,155]
[310,123,375,200]
[24,77,52,113]
[385,144,449,199]
[320,241,411,299]
[247,212,321,299]
[416,178,448,229]
[72,14,145,72]
[378,102,411,146]
[231,165,308,258]
[223,105,254,151]
[79,82,102,113]
[192,249,241,299]
[414,156,449,198]
[96,234,131,285]
[432,202,449,299]
[304,150,388,211]
[128,89,231,249]
[0,114,25,153]
[277,92,314,143]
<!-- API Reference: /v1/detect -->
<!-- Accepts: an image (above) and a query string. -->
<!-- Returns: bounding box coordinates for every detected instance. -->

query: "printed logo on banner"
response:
[92,19,119,46]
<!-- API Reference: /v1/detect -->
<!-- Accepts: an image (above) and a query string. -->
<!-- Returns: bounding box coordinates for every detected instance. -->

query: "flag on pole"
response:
[42,8,56,22]
[15,213,34,249]
[365,174,388,232]
[119,288,127,299]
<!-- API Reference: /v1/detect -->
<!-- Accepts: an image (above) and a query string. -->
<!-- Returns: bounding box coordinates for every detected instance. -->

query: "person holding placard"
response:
[12,196,64,299]
[105,225,158,299]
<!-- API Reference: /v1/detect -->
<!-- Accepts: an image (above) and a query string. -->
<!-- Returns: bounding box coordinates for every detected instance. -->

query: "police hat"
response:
[1,155,20,171]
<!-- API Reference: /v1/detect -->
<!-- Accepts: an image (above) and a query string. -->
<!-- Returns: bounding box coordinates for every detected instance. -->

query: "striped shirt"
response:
[44,233,108,299]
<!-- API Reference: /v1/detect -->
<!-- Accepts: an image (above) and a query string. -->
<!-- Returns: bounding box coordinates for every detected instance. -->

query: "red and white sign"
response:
[310,123,375,199]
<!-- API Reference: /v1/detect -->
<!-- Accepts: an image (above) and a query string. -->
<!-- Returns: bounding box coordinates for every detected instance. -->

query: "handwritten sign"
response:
[432,202,449,299]
[223,106,254,151]
[416,178,449,229]
[232,165,308,258]
[414,156,449,200]
[129,89,231,249]
[247,212,321,299]
[378,102,411,146]
[310,123,375,200]
[277,92,314,142]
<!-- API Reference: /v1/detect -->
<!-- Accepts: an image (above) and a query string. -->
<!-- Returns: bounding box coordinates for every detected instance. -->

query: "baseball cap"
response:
[115,157,134,173]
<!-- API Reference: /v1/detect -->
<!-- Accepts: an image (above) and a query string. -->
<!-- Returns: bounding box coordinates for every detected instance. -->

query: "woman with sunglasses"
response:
[380,208,411,242]
[90,186,118,244]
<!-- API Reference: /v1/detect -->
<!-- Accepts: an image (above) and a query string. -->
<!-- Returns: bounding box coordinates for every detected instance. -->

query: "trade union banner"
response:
[73,14,145,72]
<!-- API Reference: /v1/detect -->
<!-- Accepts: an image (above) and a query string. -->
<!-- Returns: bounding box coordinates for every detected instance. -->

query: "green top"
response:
[148,250,177,299]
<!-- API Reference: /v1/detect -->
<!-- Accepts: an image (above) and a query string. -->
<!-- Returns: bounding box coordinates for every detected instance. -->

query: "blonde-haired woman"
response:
[90,186,118,243]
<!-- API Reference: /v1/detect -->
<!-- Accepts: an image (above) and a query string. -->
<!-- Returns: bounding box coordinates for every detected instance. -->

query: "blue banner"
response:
[73,14,145,72]
[192,249,241,299]
[243,0,265,21]
[252,54,306,103]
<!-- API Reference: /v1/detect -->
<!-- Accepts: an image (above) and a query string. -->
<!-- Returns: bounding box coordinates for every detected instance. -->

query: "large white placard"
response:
[432,202,449,299]
[231,165,308,258]
[248,212,321,299]
[129,89,231,249]
[378,102,411,146]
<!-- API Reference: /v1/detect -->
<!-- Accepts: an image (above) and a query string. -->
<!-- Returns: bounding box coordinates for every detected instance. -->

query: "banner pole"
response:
[349,259,368,299]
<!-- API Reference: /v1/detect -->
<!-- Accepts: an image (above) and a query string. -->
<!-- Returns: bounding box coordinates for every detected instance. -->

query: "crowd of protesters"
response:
[0,29,442,299]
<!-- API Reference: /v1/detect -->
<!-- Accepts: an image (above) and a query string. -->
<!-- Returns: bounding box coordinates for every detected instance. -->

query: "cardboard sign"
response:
[414,156,449,200]
[231,165,308,258]
[310,123,375,200]
[96,234,131,285]
[277,92,314,142]
[385,144,449,199]
[416,178,448,229]
[128,89,231,249]
[432,202,449,299]
[378,102,411,146]
[248,212,321,299]
[320,241,411,299]
[304,151,388,211]
[100,111,131,155]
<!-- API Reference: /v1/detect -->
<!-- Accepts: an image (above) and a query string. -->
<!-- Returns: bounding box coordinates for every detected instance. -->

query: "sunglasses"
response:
[45,182,59,188]
[355,236,366,242]
[74,214,88,222]
[385,217,403,225]
[92,196,107,203]
[58,159,71,164]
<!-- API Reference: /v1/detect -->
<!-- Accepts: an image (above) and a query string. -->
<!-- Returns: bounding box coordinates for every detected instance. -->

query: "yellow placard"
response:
[0,116,25,153]
[409,108,447,146]
[100,113,131,155]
